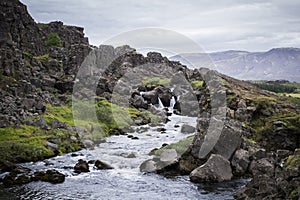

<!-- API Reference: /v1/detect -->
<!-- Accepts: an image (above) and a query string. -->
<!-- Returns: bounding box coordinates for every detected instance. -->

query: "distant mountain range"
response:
[170,48,300,82]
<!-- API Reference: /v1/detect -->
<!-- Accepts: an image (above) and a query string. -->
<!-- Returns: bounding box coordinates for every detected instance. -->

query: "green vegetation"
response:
[288,93,300,98]
[285,148,300,169]
[155,136,194,156]
[250,112,300,148]
[251,82,298,93]
[43,104,75,126]
[37,22,49,28]
[46,32,62,47]
[0,125,82,162]
[141,77,171,87]
[22,51,33,58]
[191,80,204,88]
[34,53,49,64]
[0,74,18,90]
[288,187,300,199]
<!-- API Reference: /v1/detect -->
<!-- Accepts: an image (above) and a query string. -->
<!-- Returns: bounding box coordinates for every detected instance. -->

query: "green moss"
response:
[37,22,49,27]
[43,104,75,126]
[46,32,62,47]
[34,53,49,64]
[191,80,204,88]
[141,77,171,87]
[22,51,33,58]
[285,149,300,169]
[0,75,18,89]
[0,125,84,162]
[155,135,194,156]
[250,113,300,148]
[25,60,32,68]
[289,187,300,199]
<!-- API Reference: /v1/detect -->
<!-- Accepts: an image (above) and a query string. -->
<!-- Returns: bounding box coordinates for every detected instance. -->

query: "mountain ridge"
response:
[171,47,300,82]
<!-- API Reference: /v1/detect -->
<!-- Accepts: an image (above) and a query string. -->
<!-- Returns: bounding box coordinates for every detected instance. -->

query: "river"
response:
[0,105,248,199]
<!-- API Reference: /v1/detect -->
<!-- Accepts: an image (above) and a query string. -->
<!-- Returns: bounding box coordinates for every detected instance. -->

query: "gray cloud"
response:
[21,0,300,53]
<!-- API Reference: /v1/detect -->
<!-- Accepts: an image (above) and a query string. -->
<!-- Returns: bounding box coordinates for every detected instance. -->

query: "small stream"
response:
[0,104,248,199]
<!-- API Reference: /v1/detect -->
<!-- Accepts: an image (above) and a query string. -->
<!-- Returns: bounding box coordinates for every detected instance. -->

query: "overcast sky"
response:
[21,0,300,53]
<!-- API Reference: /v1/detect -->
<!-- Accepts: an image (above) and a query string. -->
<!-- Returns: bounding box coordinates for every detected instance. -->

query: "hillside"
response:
[171,48,300,82]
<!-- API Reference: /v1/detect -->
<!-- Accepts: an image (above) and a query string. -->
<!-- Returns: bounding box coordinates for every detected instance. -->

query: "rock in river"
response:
[74,159,90,173]
[190,154,233,183]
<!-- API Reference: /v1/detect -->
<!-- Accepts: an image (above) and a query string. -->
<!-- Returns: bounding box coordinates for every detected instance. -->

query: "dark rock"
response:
[249,158,275,177]
[2,172,31,186]
[74,159,89,173]
[130,94,148,109]
[231,149,250,175]
[94,160,113,170]
[127,153,136,158]
[51,120,67,129]
[142,90,158,105]
[0,161,18,173]
[32,117,48,129]
[33,169,65,184]
[155,86,172,107]
[180,124,196,133]
[190,154,233,183]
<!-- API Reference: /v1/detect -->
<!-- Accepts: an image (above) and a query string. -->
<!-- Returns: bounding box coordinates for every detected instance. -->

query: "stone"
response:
[190,154,233,183]
[94,160,113,170]
[142,90,158,105]
[192,119,242,160]
[51,120,67,129]
[46,141,59,152]
[140,159,157,173]
[249,158,274,177]
[231,149,250,175]
[32,117,48,129]
[74,159,89,173]
[180,124,196,133]
[33,169,65,184]
[83,139,94,148]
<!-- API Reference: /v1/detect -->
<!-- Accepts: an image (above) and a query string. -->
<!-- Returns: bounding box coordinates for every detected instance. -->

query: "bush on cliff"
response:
[46,32,62,47]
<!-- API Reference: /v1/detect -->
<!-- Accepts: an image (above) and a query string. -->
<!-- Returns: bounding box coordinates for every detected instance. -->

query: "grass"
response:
[0,125,82,162]
[155,135,194,156]
[34,53,49,64]
[191,80,204,88]
[287,93,300,98]
[141,77,171,87]
[43,104,75,126]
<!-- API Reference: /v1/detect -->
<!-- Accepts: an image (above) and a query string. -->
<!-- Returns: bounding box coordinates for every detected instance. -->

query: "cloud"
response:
[21,0,300,52]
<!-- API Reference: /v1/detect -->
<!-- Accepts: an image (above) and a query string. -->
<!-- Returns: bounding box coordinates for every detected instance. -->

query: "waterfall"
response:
[157,97,164,109]
[169,96,176,109]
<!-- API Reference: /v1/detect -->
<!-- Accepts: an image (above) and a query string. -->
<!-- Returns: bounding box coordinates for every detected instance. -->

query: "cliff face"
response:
[0,0,91,126]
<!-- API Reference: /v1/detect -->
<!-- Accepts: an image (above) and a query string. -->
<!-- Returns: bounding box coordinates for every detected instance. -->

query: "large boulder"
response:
[192,119,242,160]
[189,154,233,183]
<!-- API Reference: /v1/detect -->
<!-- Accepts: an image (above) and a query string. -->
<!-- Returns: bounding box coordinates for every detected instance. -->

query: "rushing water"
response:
[0,107,248,199]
